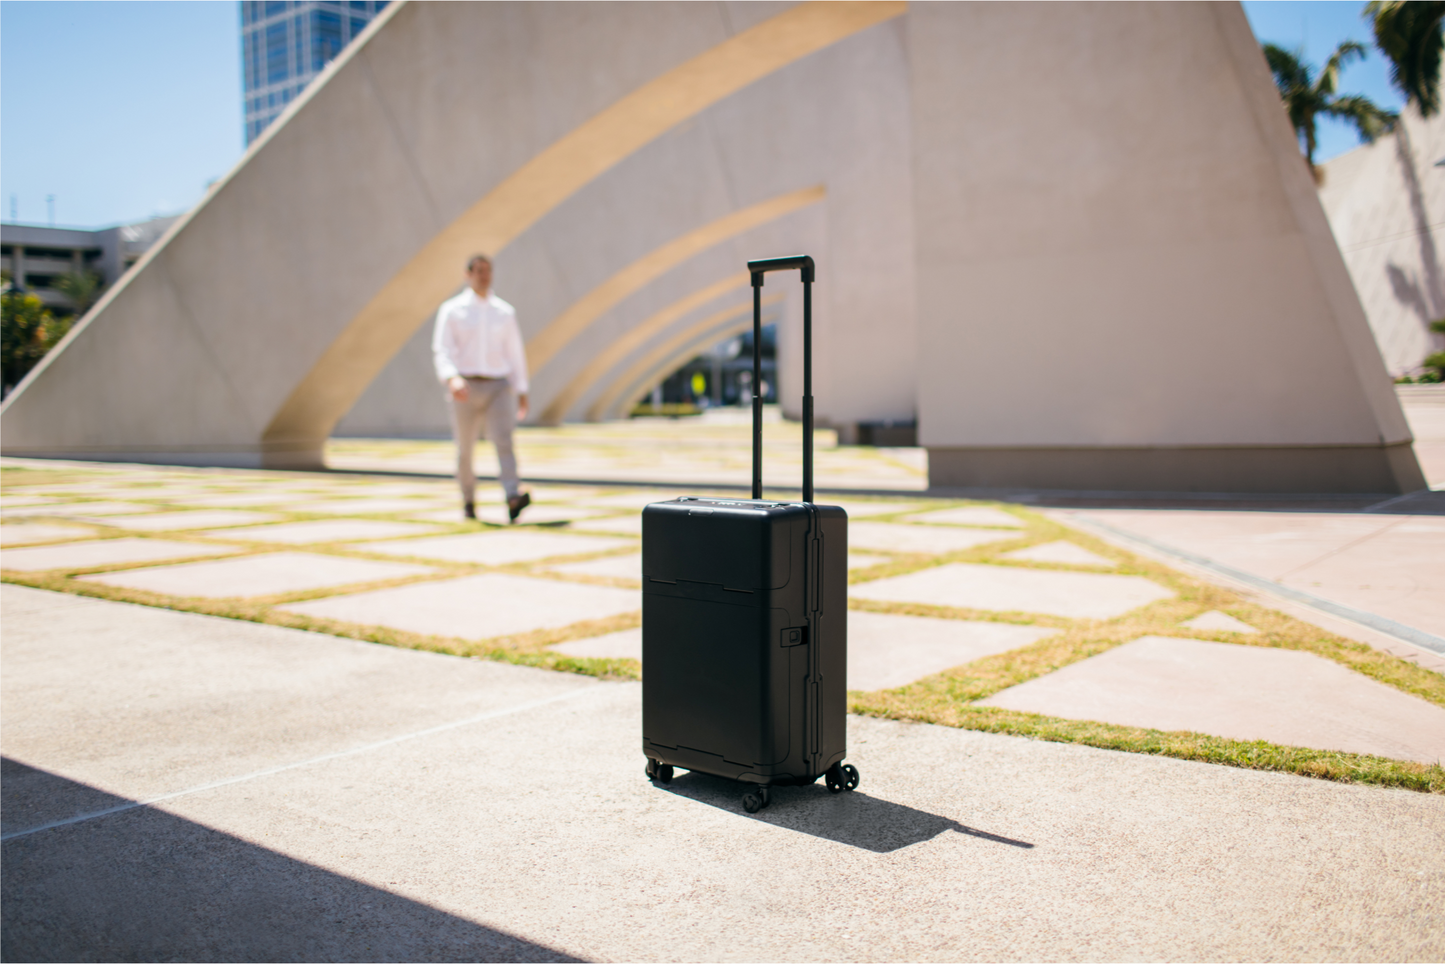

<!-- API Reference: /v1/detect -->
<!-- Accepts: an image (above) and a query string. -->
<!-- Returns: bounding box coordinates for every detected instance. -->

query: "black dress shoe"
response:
[463,501,476,520]
[507,491,531,523]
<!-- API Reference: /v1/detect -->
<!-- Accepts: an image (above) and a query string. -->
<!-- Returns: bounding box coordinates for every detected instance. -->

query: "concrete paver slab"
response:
[828,501,931,518]
[88,509,287,530]
[1002,541,1117,568]
[0,495,72,508]
[281,573,639,639]
[1182,610,1260,634]
[849,611,1058,690]
[12,501,156,517]
[980,635,1445,764]
[550,627,642,660]
[356,530,633,565]
[199,519,440,544]
[901,506,1026,528]
[3,585,1442,962]
[849,522,1018,555]
[276,498,451,515]
[853,562,1175,619]
[79,551,436,598]
[546,552,641,581]
[473,505,606,526]
[1071,508,1445,639]
[573,513,643,535]
[2,539,238,572]
[157,491,301,508]
[582,491,684,510]
[0,522,97,546]
[849,553,890,569]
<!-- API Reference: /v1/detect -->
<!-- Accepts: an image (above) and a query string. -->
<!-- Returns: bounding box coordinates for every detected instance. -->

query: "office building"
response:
[241,0,388,145]
[1,217,178,317]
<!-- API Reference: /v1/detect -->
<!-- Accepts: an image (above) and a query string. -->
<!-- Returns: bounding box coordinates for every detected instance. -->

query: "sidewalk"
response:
[4,585,1443,962]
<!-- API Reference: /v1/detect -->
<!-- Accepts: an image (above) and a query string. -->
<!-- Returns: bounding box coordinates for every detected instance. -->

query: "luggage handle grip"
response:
[748,255,814,503]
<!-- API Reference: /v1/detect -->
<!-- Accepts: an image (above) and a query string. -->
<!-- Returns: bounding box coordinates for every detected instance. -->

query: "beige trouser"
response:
[447,377,519,503]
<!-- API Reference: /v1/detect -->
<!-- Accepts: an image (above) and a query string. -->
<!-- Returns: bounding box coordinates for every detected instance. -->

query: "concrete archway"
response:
[0,2,902,468]
[605,303,784,421]
[2,2,1424,491]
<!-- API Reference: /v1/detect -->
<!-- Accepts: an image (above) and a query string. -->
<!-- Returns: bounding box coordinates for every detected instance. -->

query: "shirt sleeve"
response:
[432,302,461,383]
[505,311,530,394]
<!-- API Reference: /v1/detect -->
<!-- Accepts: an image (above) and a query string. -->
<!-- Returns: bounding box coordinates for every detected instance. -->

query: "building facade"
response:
[1,217,178,317]
[241,0,387,145]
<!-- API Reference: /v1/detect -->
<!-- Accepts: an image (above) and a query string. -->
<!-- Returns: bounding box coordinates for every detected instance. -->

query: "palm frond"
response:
[1322,94,1400,142]
[1368,0,1444,116]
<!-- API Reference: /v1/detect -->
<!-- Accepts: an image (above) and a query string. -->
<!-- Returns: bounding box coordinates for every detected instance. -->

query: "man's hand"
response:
[517,393,530,420]
[448,376,468,401]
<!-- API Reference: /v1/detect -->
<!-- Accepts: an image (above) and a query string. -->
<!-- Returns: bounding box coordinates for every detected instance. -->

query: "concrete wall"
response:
[910,3,1422,492]
[1,2,1425,492]
[1318,104,1445,378]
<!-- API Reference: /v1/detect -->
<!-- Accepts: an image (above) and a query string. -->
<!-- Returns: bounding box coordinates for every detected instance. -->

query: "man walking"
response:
[432,254,531,522]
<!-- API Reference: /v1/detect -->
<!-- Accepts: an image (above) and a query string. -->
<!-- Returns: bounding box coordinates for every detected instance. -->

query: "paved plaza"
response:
[2,410,1444,959]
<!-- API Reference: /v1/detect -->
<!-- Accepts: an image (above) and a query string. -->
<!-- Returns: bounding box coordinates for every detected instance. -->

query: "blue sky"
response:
[0,1,1412,230]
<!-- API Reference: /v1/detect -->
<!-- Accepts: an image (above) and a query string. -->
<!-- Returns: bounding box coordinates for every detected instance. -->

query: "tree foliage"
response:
[1263,41,1398,172]
[1367,0,1445,117]
[53,270,105,317]
[2,289,72,396]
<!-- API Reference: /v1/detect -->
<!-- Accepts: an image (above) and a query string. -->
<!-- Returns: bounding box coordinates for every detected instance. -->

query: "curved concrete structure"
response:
[0,2,1426,492]
[603,298,785,421]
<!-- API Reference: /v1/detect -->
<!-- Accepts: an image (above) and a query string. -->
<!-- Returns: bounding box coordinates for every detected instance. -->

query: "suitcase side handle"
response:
[748,255,815,503]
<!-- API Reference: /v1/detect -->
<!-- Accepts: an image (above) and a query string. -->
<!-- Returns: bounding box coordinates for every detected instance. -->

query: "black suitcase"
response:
[641,255,858,814]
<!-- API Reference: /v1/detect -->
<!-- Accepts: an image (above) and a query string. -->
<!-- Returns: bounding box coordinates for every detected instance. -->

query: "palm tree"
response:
[1263,41,1398,175]
[53,270,104,317]
[1367,1,1444,117]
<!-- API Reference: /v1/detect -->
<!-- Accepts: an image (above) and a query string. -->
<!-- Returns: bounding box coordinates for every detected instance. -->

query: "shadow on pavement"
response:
[1,758,582,963]
[658,769,1034,853]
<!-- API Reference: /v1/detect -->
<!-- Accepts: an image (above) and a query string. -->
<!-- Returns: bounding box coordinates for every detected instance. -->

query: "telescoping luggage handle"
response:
[748,255,815,504]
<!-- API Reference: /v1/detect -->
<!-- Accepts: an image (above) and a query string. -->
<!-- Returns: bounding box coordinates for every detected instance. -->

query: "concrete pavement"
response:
[5,584,1444,962]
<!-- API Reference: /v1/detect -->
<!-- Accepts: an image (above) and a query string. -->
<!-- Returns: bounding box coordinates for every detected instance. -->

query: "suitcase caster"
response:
[645,759,673,784]
[825,763,860,793]
[741,786,771,813]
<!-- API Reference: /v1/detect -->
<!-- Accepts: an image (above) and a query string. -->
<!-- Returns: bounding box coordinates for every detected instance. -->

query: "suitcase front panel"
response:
[642,593,792,767]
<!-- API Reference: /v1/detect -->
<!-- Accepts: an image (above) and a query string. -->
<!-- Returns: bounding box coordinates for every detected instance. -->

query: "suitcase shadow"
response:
[657,771,1034,854]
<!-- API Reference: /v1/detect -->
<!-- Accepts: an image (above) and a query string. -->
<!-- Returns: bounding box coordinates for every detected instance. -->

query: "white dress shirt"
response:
[431,288,529,393]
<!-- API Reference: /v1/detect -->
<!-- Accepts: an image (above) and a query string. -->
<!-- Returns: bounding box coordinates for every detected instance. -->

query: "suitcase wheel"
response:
[646,759,673,784]
[825,763,860,794]
[741,787,770,814]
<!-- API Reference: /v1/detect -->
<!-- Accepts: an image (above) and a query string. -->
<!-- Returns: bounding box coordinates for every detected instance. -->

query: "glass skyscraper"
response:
[240,1,389,145]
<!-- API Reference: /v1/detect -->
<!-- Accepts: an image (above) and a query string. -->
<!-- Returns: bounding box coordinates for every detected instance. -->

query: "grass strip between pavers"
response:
[5,468,1443,795]
[2,566,645,681]
[845,699,1445,794]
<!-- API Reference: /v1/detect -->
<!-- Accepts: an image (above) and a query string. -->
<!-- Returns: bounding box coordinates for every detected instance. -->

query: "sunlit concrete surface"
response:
[197,519,441,544]
[354,530,633,565]
[0,538,238,573]
[329,408,932,492]
[847,522,1017,555]
[1399,385,1445,486]
[999,541,1117,569]
[5,585,1444,962]
[852,562,1176,621]
[981,635,1445,764]
[79,551,437,599]
[280,573,639,640]
[1066,508,1445,640]
[1318,106,1444,378]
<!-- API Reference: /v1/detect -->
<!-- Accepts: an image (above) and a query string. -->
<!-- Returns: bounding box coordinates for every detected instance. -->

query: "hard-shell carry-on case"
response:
[640,255,857,814]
